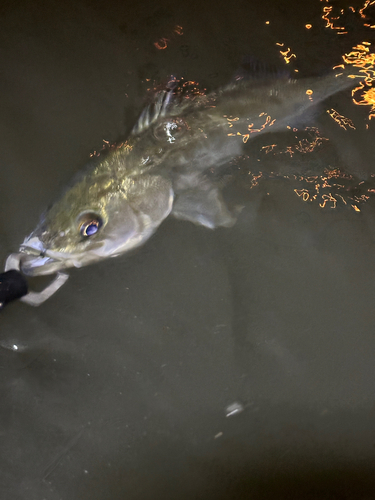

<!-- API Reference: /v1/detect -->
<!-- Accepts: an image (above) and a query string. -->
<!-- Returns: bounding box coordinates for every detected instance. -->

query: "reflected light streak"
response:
[154,38,169,50]
[306,89,314,102]
[280,47,296,64]
[290,170,369,211]
[248,115,276,134]
[288,167,373,211]
[227,114,276,141]
[353,85,375,119]
[154,25,183,50]
[261,127,328,158]
[321,5,346,32]
[327,109,356,129]
[235,155,375,212]
[294,189,310,202]
[341,43,375,118]
[261,144,277,153]
[359,0,375,26]
[276,43,297,65]
[320,0,374,34]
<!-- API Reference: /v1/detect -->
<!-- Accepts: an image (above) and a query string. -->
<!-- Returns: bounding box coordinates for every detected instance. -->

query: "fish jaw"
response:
[19,235,83,276]
[19,242,112,276]
[19,253,69,276]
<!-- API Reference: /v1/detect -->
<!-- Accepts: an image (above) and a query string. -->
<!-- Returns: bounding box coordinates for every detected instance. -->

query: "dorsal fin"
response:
[131,77,179,136]
[232,55,291,83]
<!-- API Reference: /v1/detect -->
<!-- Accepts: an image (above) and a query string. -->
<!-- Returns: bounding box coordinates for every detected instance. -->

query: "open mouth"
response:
[19,236,65,276]
[19,234,92,275]
[19,252,60,276]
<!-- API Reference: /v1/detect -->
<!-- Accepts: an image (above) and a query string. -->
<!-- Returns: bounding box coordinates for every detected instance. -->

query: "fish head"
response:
[19,170,174,276]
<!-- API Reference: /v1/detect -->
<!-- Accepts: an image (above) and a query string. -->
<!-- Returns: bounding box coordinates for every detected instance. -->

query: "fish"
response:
[16,65,358,278]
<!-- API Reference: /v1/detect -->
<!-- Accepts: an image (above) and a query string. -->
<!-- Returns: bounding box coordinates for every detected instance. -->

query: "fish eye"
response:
[78,213,103,237]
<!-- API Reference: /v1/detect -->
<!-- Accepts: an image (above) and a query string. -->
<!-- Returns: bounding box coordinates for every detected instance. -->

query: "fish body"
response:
[19,68,356,276]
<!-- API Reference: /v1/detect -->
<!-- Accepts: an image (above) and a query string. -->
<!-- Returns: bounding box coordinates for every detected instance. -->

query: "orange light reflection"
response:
[327,109,356,129]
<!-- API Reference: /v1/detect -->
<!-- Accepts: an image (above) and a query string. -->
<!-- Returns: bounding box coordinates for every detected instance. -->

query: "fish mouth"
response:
[19,236,76,276]
[19,252,63,276]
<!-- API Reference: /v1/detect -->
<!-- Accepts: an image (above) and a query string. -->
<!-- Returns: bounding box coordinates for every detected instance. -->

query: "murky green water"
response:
[0,0,375,498]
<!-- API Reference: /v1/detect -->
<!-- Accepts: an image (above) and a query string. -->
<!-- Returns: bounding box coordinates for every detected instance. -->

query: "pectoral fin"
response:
[172,186,236,229]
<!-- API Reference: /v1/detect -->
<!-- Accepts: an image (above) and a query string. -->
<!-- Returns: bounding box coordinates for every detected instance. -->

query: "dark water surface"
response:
[1,0,375,498]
